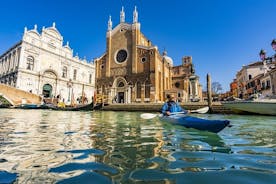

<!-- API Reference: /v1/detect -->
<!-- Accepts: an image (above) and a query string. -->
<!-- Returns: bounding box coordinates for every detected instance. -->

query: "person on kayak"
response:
[161,94,189,116]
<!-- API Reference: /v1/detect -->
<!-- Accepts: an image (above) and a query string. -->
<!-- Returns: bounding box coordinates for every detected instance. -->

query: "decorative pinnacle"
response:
[133,6,138,23]
[120,6,125,23]
[108,15,112,31]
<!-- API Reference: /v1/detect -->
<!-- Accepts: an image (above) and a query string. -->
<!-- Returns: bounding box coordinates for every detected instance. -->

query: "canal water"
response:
[0,109,275,184]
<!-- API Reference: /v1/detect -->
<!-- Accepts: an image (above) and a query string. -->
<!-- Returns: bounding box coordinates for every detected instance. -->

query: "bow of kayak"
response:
[160,115,230,133]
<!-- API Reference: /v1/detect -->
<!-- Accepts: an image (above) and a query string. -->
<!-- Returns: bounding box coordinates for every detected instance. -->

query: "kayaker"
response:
[161,94,189,116]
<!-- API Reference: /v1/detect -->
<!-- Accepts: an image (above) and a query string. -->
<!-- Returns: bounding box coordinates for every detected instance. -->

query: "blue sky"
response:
[1,0,276,92]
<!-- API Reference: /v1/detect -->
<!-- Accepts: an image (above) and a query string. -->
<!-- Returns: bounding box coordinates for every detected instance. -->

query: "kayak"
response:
[160,114,230,133]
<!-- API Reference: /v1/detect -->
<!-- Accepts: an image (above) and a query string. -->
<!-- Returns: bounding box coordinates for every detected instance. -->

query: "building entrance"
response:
[42,84,52,98]
[118,92,124,103]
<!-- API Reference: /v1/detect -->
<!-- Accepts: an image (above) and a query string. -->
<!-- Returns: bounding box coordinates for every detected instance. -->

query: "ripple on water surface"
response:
[0,109,275,183]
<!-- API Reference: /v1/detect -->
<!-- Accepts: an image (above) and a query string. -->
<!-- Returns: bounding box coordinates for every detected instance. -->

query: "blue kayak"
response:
[160,114,230,133]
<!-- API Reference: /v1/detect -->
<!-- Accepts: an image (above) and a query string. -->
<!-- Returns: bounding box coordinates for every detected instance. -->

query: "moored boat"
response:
[14,103,49,109]
[46,102,94,111]
[222,97,276,115]
[93,103,104,110]
[160,114,230,133]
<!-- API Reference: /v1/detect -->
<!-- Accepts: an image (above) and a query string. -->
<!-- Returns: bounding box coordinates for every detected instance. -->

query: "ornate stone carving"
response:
[110,68,126,76]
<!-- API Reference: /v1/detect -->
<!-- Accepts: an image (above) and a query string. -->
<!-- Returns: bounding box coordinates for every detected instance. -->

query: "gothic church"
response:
[95,7,202,103]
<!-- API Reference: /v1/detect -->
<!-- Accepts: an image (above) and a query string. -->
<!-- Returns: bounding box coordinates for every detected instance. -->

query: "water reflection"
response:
[0,109,275,183]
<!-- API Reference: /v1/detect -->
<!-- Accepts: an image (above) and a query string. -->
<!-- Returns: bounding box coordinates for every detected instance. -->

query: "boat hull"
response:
[14,104,50,109]
[46,102,94,111]
[160,115,230,133]
[222,100,276,115]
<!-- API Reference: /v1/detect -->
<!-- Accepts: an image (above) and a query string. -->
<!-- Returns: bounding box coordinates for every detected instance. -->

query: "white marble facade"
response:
[0,23,95,104]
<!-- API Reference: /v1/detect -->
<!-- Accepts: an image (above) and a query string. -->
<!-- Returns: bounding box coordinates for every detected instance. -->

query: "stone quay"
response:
[101,102,233,114]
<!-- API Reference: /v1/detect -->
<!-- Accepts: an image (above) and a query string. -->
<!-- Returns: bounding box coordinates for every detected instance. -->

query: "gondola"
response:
[46,102,94,111]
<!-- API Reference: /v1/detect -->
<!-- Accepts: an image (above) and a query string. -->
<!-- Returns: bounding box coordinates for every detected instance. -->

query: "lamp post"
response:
[259,49,266,61]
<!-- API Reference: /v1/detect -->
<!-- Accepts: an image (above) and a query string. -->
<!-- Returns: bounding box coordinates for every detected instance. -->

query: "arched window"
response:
[102,85,106,94]
[145,81,151,98]
[89,74,92,84]
[118,81,125,87]
[136,81,141,98]
[248,74,252,80]
[26,56,34,70]
[42,84,52,98]
[73,69,77,80]
[62,66,67,78]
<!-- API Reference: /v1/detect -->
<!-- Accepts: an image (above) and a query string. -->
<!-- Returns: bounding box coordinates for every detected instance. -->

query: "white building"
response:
[0,23,95,104]
[236,61,275,98]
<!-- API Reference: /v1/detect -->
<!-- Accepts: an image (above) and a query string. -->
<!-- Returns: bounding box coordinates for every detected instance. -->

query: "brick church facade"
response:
[95,7,202,104]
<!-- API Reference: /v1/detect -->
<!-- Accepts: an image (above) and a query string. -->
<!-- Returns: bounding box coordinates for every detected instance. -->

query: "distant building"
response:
[270,68,276,95]
[95,7,202,103]
[245,73,263,96]
[171,56,202,102]
[230,79,238,98]
[235,60,275,98]
[0,23,95,104]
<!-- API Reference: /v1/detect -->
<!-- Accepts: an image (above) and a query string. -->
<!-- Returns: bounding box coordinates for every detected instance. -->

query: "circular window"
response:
[116,49,128,63]
[141,57,147,63]
[175,82,180,88]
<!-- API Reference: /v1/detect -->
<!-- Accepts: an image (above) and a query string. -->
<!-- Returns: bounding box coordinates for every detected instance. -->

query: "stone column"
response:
[15,48,19,70]
[11,52,15,71]
[207,73,212,112]
[7,54,11,73]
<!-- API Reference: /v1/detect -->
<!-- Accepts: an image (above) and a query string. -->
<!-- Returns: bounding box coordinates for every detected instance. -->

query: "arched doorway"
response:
[117,81,125,103]
[111,77,128,103]
[43,84,52,98]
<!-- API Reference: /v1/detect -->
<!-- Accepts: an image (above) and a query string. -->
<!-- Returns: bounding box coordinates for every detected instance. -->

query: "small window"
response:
[266,80,271,88]
[141,57,147,63]
[101,64,104,69]
[175,82,180,88]
[26,56,34,70]
[261,82,265,89]
[89,74,92,84]
[73,69,77,80]
[62,66,67,78]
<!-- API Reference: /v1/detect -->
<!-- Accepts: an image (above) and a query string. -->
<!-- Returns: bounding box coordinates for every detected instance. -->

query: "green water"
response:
[0,109,275,183]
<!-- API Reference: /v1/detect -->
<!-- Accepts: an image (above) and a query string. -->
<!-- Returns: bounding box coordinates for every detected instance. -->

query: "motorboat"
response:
[222,95,276,115]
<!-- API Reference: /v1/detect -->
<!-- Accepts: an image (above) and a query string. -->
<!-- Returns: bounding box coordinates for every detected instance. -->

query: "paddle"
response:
[140,106,209,120]
[190,106,209,114]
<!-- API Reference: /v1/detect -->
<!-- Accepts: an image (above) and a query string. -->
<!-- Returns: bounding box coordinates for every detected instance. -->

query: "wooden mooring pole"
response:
[207,73,212,113]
